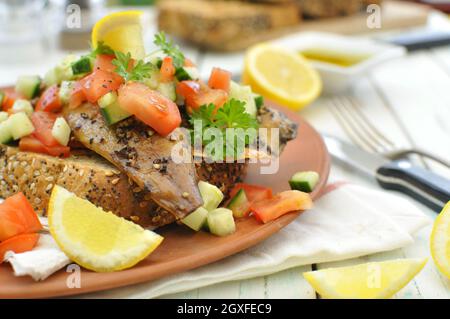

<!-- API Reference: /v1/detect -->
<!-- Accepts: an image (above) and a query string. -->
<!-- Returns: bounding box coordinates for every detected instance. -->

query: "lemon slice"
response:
[303,258,427,299]
[92,10,145,59]
[243,44,322,111]
[48,186,163,272]
[430,201,450,279]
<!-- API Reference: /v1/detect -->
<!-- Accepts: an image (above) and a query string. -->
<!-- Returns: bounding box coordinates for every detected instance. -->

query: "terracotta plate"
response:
[0,102,330,298]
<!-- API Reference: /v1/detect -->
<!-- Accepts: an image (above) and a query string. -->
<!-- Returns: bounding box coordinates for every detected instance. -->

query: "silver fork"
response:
[328,95,450,169]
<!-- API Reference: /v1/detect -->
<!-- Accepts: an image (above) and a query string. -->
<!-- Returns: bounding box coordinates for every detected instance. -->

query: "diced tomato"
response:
[184,58,196,67]
[69,81,86,109]
[208,67,231,92]
[0,233,40,262]
[31,111,59,147]
[193,88,228,112]
[160,56,176,82]
[0,207,27,242]
[229,183,273,203]
[118,82,181,136]
[19,136,70,158]
[94,54,132,75]
[79,69,123,104]
[176,81,201,107]
[176,81,228,112]
[251,190,313,224]
[35,85,61,112]
[3,193,42,234]
[0,193,42,242]
[1,88,24,112]
[94,54,116,73]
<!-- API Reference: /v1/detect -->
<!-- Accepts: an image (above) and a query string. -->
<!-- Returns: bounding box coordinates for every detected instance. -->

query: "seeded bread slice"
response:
[0,145,175,228]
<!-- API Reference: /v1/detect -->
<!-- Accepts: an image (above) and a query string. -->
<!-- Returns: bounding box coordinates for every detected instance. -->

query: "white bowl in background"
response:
[271,32,406,94]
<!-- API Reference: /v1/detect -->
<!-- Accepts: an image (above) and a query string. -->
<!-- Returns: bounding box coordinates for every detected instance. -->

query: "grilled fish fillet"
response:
[64,104,203,220]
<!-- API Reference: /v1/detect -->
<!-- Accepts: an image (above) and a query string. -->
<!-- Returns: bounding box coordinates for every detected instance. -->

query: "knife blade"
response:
[323,135,450,212]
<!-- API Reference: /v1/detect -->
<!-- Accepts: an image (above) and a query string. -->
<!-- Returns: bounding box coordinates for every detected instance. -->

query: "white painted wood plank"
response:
[197,281,241,299]
[237,276,266,299]
[265,265,316,299]
[370,51,450,178]
[431,46,450,73]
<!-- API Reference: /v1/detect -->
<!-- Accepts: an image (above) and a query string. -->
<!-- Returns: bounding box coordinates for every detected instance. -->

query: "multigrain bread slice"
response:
[157,0,301,51]
[0,145,249,228]
[0,145,176,228]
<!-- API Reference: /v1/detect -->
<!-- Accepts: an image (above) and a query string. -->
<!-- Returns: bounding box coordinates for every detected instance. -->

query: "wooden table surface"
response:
[0,9,449,300]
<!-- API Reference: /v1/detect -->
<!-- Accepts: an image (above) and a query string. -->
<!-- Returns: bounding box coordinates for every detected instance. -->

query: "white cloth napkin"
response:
[78,183,431,299]
[5,234,71,281]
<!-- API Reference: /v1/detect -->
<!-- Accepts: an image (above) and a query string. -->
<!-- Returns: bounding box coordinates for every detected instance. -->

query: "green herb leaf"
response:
[112,51,156,82]
[90,41,115,57]
[112,51,131,80]
[153,31,185,69]
[189,99,259,160]
[215,99,259,130]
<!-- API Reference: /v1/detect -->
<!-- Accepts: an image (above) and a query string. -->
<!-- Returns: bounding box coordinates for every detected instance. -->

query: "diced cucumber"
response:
[182,206,209,231]
[198,181,224,211]
[43,68,60,87]
[59,81,75,105]
[146,51,165,66]
[44,55,78,86]
[52,117,71,146]
[98,92,131,125]
[227,188,250,218]
[253,94,264,110]
[157,82,176,101]
[15,75,41,99]
[142,70,160,90]
[71,56,93,75]
[289,171,320,193]
[7,112,34,140]
[229,81,257,117]
[0,112,9,123]
[207,208,236,237]
[0,121,13,145]
[184,67,200,80]
[98,91,117,108]
[175,67,192,81]
[11,99,33,117]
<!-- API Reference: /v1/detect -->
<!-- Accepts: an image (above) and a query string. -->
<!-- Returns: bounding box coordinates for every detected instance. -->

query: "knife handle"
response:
[376,160,450,213]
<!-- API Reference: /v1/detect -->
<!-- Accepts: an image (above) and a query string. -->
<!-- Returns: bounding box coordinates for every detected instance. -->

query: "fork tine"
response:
[346,96,396,151]
[336,97,388,152]
[329,98,377,153]
[332,96,396,154]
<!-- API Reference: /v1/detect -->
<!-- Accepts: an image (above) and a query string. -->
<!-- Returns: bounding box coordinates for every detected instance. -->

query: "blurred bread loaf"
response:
[157,0,301,51]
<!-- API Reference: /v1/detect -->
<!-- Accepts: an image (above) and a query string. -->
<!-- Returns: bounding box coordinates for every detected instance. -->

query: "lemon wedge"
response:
[243,44,322,111]
[303,258,427,299]
[48,185,163,272]
[91,10,145,59]
[430,201,450,279]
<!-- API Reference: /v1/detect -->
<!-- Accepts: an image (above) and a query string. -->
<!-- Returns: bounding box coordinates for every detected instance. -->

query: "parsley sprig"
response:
[90,41,115,57]
[153,31,185,69]
[112,51,155,82]
[189,99,259,160]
